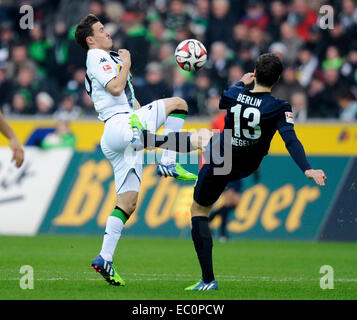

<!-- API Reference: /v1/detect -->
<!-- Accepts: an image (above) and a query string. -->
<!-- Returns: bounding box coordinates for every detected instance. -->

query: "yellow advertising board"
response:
[1,119,357,155]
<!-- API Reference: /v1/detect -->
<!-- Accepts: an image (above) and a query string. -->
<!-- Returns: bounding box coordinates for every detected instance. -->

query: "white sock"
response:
[161,115,185,165]
[99,216,124,262]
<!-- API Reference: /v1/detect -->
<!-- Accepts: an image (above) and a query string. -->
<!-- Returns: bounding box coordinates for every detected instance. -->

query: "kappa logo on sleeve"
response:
[103,64,113,73]
[285,112,295,124]
[99,57,108,63]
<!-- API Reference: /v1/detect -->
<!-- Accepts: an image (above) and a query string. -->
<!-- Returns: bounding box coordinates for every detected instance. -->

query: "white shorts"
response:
[100,99,167,194]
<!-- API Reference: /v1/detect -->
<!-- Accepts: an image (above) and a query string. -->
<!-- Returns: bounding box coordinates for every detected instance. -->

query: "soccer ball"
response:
[175,39,207,72]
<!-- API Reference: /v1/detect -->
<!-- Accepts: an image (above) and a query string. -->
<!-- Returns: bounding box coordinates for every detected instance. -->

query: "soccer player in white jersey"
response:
[74,14,197,286]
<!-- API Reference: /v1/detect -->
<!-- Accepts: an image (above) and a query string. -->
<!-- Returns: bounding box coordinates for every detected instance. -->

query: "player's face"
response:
[88,22,113,51]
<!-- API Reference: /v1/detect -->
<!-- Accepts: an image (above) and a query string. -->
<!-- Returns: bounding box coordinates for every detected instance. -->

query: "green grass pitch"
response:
[1,235,356,300]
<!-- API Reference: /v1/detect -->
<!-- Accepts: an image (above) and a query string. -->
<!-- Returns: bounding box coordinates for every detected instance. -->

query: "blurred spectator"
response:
[248,25,270,60]
[191,70,212,115]
[308,69,342,118]
[268,41,288,62]
[305,25,328,62]
[296,45,319,87]
[66,68,86,101]
[341,47,357,89]
[206,87,221,115]
[147,19,174,59]
[164,0,191,31]
[287,0,318,42]
[135,62,172,105]
[232,23,250,53]
[89,0,109,25]
[227,64,244,85]
[41,120,76,150]
[280,21,302,65]
[55,0,91,29]
[157,42,177,88]
[121,12,150,80]
[190,0,210,40]
[28,23,53,79]
[338,89,357,122]
[5,44,37,79]
[0,22,16,64]
[0,0,354,121]
[236,42,255,73]
[326,22,350,57]
[79,89,96,116]
[35,91,55,116]
[173,25,195,45]
[291,91,308,122]
[339,0,357,33]
[241,0,269,30]
[323,68,346,118]
[205,41,232,91]
[267,0,288,42]
[307,71,327,118]
[11,92,32,115]
[322,46,343,71]
[0,64,12,112]
[272,65,304,102]
[54,94,81,120]
[172,68,196,114]
[205,0,236,49]
[50,21,72,87]
[12,67,40,113]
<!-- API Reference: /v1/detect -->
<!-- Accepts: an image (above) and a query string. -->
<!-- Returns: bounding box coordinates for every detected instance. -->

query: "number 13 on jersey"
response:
[231,104,262,140]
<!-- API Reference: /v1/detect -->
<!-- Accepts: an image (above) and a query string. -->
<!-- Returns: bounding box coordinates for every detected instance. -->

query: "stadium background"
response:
[0,0,357,242]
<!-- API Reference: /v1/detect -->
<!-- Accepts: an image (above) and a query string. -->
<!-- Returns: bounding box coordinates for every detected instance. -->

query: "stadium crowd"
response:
[0,0,356,121]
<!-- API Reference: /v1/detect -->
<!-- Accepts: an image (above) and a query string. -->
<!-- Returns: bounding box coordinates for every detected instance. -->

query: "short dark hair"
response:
[255,53,283,87]
[75,14,100,50]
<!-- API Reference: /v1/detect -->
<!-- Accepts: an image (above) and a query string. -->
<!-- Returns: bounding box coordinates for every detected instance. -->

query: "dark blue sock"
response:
[191,216,215,283]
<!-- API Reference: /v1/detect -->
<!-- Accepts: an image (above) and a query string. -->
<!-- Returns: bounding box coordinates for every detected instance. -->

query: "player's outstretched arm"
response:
[0,111,24,168]
[304,169,327,186]
[280,129,327,186]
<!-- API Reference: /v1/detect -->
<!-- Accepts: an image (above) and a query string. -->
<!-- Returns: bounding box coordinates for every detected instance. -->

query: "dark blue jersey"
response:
[219,81,294,158]
[194,81,311,207]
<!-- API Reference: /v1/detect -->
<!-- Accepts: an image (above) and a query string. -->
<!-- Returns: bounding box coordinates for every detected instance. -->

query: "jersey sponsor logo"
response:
[99,57,108,63]
[102,64,113,73]
[285,112,294,124]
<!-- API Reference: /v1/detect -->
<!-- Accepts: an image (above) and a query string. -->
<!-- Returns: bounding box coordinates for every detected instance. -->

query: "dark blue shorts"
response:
[194,162,257,207]
[226,179,242,193]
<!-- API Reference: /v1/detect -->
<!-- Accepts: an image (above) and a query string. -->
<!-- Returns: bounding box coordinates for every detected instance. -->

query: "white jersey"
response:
[85,48,135,121]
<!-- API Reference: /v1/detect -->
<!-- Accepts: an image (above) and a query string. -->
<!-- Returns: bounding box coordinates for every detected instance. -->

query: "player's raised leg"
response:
[129,113,213,153]
[130,97,198,181]
[158,97,198,181]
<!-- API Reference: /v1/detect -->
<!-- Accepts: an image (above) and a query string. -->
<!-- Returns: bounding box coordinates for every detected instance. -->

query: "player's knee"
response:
[116,195,137,216]
[126,200,137,215]
[172,97,188,112]
[190,200,210,217]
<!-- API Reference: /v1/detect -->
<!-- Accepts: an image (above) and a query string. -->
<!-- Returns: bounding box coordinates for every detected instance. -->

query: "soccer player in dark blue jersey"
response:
[129,53,327,291]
